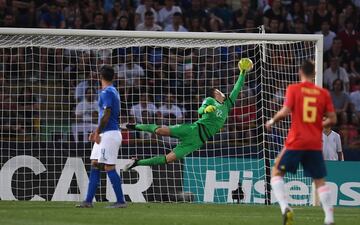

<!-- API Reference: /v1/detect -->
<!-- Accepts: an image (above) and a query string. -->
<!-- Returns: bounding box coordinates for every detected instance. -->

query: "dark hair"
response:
[95,12,104,18]
[144,10,154,17]
[206,88,217,98]
[86,87,95,94]
[332,78,344,91]
[333,37,341,42]
[321,19,330,25]
[100,65,114,82]
[345,18,354,26]
[300,60,315,77]
[173,12,182,17]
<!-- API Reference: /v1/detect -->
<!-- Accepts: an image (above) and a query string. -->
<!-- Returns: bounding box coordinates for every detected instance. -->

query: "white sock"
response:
[271,176,289,214]
[318,185,334,224]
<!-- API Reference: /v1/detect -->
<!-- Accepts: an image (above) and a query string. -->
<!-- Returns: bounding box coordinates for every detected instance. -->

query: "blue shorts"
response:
[276,150,327,179]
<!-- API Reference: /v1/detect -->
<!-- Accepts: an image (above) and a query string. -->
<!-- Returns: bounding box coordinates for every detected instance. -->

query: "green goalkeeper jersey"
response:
[195,72,246,137]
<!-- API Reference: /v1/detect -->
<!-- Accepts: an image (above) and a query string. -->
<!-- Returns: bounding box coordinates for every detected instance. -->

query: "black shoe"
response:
[282,207,294,225]
[123,158,139,171]
[120,123,137,130]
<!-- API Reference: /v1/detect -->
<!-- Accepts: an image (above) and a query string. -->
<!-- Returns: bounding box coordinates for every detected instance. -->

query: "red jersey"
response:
[283,81,334,150]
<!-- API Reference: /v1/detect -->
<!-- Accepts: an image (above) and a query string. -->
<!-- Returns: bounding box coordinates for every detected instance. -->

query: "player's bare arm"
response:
[322,111,337,128]
[265,106,291,131]
[89,107,112,144]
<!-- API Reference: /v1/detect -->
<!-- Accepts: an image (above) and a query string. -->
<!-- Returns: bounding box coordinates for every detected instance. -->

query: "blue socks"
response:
[107,169,125,204]
[85,167,100,203]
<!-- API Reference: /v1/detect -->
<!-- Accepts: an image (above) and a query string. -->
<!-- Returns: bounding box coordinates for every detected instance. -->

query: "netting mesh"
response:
[0,31,317,204]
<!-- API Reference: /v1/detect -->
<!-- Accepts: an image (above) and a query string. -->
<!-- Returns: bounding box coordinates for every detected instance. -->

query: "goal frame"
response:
[0,28,323,204]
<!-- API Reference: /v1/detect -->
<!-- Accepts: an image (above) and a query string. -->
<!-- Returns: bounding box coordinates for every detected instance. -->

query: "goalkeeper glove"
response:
[204,105,216,113]
[238,58,253,73]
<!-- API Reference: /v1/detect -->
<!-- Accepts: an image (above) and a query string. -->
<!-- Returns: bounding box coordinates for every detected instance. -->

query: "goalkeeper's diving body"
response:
[123,58,253,171]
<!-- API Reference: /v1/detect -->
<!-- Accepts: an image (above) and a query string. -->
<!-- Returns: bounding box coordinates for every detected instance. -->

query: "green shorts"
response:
[169,123,205,159]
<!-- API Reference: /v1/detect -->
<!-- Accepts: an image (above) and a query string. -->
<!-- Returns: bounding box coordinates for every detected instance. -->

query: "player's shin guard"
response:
[85,167,100,203]
[137,156,167,166]
[107,169,125,204]
[135,124,159,133]
[318,185,334,224]
[271,176,289,214]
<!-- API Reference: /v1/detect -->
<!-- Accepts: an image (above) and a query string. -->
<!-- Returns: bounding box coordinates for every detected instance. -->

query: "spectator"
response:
[183,0,208,29]
[337,19,360,53]
[0,72,20,135]
[232,0,255,30]
[352,0,360,8]
[243,18,256,33]
[188,16,207,32]
[267,18,281,33]
[0,0,7,26]
[157,93,183,122]
[136,11,162,31]
[209,0,233,29]
[286,0,307,32]
[12,0,35,27]
[316,20,336,51]
[350,39,360,82]
[229,97,256,140]
[135,0,158,26]
[71,16,83,29]
[85,12,107,30]
[39,3,65,29]
[115,53,145,86]
[164,12,187,32]
[207,15,224,32]
[158,0,182,27]
[75,70,99,102]
[63,1,80,28]
[330,79,350,125]
[292,18,309,34]
[17,87,40,133]
[324,38,350,69]
[350,79,360,123]
[3,13,16,27]
[310,0,331,32]
[338,3,357,29]
[72,87,98,142]
[263,0,286,32]
[130,94,157,123]
[324,57,350,92]
[103,0,115,13]
[322,124,344,161]
[117,16,132,30]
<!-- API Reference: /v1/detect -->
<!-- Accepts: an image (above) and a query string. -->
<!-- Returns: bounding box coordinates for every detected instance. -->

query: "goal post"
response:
[0,28,323,204]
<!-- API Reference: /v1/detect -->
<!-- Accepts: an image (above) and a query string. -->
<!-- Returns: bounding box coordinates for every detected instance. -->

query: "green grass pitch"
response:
[0,201,359,225]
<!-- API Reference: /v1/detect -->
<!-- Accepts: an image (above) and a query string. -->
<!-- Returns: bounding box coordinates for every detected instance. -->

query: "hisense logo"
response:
[202,169,360,206]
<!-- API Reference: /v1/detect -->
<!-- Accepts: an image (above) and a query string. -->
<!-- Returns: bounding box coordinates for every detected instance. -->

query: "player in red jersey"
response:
[266,60,337,225]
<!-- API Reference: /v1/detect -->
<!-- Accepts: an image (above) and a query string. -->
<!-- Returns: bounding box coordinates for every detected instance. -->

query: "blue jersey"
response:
[98,85,120,133]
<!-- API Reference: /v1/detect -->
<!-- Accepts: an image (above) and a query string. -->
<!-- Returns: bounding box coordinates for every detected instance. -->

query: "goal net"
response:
[0,29,322,205]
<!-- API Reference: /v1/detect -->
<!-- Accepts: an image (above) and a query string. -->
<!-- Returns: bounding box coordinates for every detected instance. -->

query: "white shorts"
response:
[90,130,122,165]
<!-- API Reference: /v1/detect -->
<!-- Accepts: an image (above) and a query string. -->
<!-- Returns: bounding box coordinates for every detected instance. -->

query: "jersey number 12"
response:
[303,97,317,123]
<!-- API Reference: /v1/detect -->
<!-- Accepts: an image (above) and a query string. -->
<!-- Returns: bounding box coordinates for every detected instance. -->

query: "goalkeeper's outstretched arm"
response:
[225,70,246,108]
[225,58,252,108]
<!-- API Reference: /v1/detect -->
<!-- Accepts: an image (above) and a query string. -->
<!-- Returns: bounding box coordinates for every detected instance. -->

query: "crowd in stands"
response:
[0,0,360,151]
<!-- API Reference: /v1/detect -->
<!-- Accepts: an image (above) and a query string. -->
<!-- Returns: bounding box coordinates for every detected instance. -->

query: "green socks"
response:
[135,124,159,133]
[137,156,167,166]
[134,124,165,166]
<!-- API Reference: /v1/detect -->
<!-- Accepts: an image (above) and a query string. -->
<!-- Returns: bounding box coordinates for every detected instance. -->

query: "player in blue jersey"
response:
[77,65,126,208]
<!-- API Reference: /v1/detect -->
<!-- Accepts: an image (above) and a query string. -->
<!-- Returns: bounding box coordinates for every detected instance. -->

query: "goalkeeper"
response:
[123,58,252,171]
